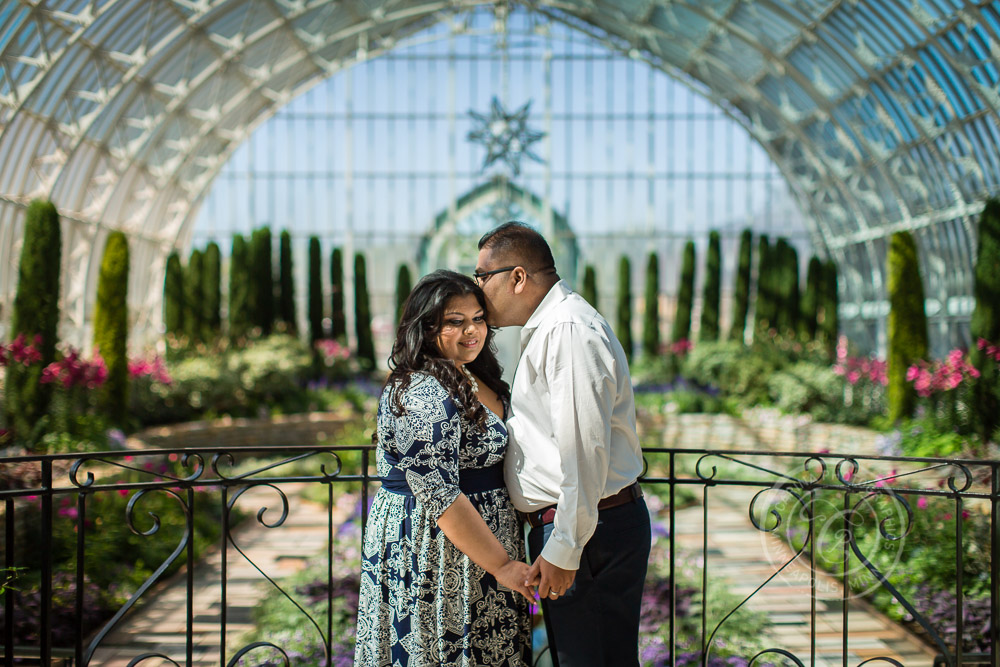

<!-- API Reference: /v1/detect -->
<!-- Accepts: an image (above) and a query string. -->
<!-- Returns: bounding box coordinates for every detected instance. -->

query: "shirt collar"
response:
[520,280,572,346]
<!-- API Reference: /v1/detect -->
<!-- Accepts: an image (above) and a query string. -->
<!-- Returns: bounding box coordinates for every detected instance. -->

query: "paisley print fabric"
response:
[354,374,531,666]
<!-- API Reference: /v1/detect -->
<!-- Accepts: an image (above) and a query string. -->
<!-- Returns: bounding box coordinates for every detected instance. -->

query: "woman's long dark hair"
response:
[382,269,509,431]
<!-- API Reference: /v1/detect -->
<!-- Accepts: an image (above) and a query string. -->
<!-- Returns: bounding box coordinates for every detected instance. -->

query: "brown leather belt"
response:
[520,481,643,528]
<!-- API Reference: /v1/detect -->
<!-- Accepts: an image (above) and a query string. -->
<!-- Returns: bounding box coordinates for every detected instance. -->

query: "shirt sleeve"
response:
[540,322,616,570]
[393,378,463,522]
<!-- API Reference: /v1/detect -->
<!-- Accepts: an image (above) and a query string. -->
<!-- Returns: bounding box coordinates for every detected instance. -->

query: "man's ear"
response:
[510,266,529,294]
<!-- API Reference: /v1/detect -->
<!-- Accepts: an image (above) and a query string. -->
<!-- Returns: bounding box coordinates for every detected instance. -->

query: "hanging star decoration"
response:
[467,96,546,177]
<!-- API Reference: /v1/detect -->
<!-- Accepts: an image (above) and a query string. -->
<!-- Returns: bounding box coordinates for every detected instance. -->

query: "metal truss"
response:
[1,0,998,351]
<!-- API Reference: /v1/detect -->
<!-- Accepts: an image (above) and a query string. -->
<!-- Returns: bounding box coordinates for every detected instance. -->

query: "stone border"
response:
[127,412,358,450]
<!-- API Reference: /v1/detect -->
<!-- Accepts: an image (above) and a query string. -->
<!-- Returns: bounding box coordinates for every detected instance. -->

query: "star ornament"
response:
[467,96,546,176]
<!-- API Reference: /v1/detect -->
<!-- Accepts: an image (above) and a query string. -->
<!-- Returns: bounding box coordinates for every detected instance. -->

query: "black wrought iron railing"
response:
[0,446,996,667]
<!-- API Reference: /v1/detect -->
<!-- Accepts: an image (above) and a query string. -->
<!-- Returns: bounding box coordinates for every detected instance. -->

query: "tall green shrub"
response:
[331,248,346,342]
[775,238,800,336]
[887,231,929,423]
[754,235,773,332]
[278,230,296,333]
[229,234,251,341]
[729,229,752,342]
[308,237,323,346]
[672,241,696,342]
[801,256,823,341]
[819,259,839,356]
[185,249,205,343]
[164,251,185,338]
[642,253,660,358]
[581,265,598,310]
[700,231,721,341]
[251,227,274,335]
[204,242,222,339]
[970,198,1000,444]
[5,200,61,444]
[396,264,413,325]
[93,231,129,426]
[354,253,375,370]
[617,256,633,362]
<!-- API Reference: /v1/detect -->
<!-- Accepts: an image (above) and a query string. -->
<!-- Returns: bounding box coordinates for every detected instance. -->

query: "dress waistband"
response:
[380,462,506,496]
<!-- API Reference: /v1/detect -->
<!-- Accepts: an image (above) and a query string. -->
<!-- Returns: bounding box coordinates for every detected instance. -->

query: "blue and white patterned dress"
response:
[354,373,531,667]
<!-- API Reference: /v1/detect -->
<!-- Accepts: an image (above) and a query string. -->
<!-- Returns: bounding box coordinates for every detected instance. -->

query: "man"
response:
[475,222,650,667]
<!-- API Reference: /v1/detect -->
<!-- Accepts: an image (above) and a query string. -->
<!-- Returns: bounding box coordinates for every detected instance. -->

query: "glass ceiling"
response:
[0,0,996,352]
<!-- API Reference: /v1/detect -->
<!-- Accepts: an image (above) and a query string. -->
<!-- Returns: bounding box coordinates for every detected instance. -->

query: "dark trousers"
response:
[528,496,651,667]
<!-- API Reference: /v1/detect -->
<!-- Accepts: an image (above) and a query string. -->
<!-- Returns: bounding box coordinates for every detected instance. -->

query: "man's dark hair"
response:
[478,221,556,272]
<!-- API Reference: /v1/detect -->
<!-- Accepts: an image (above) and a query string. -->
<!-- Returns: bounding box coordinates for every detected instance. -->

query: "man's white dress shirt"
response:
[504,280,644,570]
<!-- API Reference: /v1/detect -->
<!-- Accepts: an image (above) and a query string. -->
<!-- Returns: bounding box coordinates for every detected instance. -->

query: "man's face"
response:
[474,247,517,328]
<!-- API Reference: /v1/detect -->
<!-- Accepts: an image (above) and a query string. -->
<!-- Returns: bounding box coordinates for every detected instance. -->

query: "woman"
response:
[354,270,534,666]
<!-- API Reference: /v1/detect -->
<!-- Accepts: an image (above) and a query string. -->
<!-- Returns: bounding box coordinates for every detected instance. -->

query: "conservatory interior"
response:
[0,0,998,666]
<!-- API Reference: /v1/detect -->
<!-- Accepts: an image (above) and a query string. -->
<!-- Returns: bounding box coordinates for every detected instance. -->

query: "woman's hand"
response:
[493,559,537,603]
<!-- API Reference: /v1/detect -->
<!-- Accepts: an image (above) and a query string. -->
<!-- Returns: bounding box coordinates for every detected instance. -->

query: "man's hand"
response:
[525,556,576,601]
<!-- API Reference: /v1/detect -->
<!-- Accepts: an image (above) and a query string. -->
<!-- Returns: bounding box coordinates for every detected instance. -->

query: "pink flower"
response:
[961,510,970,520]
[917,497,928,509]
[117,489,129,497]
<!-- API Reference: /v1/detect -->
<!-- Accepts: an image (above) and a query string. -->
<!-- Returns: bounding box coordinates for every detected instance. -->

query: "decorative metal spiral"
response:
[126,653,182,666]
[748,647,806,666]
[227,641,291,667]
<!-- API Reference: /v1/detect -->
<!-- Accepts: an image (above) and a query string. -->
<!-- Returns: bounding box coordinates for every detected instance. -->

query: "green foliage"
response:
[203,241,222,338]
[354,253,376,370]
[819,259,839,357]
[251,227,274,335]
[642,252,660,358]
[700,231,721,341]
[753,235,774,333]
[765,361,845,422]
[617,255,633,362]
[801,256,823,341]
[887,231,928,423]
[163,251,185,338]
[229,234,252,343]
[774,238,800,337]
[185,249,205,343]
[893,419,967,458]
[6,200,61,445]
[970,198,1000,444]
[395,263,412,325]
[663,389,727,415]
[672,241,696,343]
[307,237,323,346]
[581,264,598,311]
[93,231,130,426]
[330,247,346,342]
[729,228,752,343]
[682,340,780,407]
[278,229,296,334]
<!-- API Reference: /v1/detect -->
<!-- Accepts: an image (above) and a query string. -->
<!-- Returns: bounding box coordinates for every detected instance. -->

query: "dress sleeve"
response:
[393,376,463,521]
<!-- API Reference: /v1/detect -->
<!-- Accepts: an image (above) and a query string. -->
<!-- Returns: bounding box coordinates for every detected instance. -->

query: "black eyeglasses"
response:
[472,265,517,284]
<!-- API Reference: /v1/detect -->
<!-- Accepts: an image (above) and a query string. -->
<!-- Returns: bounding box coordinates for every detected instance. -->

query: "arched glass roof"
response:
[0,0,996,352]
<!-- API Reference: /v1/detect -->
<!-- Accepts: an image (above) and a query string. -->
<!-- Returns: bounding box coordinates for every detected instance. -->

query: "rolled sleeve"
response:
[394,382,463,522]
[541,323,615,570]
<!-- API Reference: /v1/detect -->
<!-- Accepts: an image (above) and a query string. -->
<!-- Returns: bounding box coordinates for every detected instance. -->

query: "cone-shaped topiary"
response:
[5,200,61,444]
[582,265,598,311]
[278,230,296,333]
[775,238,800,337]
[331,248,346,342]
[250,227,274,335]
[396,264,413,325]
[354,253,375,369]
[617,256,633,362]
[93,231,129,426]
[229,234,251,342]
[753,235,773,334]
[164,251,185,338]
[308,237,323,346]
[672,241,696,343]
[700,231,721,341]
[204,242,222,339]
[887,231,929,423]
[729,229,752,343]
[801,256,823,341]
[970,198,1000,444]
[185,248,204,343]
[642,253,660,357]
[819,259,839,357]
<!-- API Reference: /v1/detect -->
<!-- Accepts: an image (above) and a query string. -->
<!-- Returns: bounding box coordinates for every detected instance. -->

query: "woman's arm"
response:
[437,494,536,602]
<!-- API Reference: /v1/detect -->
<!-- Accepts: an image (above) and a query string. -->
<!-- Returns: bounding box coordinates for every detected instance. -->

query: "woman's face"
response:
[435,293,487,366]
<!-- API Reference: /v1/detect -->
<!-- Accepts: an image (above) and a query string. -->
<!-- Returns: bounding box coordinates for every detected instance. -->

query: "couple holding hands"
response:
[354,223,651,667]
